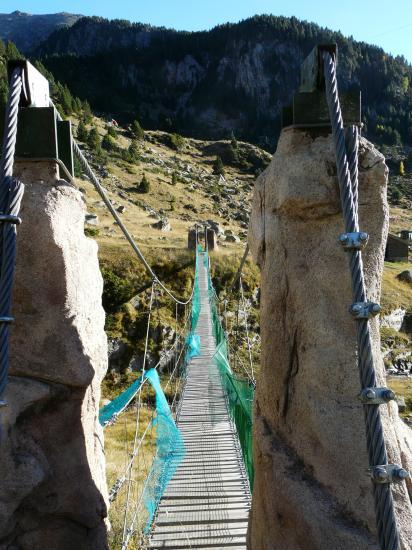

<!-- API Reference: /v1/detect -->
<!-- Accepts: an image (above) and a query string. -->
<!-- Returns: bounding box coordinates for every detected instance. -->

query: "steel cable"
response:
[0,67,24,402]
[323,50,400,550]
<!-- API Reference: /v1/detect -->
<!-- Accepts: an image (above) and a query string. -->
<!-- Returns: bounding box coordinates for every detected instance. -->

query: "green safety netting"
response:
[99,248,201,427]
[99,375,143,426]
[206,253,255,489]
[142,368,185,531]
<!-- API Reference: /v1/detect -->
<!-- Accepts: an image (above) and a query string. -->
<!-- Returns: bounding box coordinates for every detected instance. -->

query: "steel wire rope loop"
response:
[0,67,25,405]
[122,280,156,543]
[323,50,402,550]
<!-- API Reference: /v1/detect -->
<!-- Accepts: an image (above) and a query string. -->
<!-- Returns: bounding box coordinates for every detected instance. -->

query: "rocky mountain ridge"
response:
[33,14,412,150]
[0,11,81,52]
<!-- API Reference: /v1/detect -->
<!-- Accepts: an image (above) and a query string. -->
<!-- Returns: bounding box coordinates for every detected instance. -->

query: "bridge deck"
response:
[149,254,251,549]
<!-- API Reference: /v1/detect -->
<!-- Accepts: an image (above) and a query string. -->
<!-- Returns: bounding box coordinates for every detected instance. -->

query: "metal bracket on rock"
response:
[370,464,409,484]
[339,232,369,250]
[359,387,395,405]
[349,302,381,319]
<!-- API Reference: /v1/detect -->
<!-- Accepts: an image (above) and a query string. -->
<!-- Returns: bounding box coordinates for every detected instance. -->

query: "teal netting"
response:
[186,333,201,360]
[99,248,201,426]
[190,250,201,332]
[99,375,143,426]
[206,253,255,488]
[142,368,185,531]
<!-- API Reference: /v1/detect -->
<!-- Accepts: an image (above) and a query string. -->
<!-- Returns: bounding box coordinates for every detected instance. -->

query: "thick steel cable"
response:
[0,68,24,402]
[323,51,400,550]
[122,281,155,543]
[72,140,193,305]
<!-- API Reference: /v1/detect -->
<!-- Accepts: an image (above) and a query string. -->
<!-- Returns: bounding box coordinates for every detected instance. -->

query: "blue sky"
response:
[3,0,412,62]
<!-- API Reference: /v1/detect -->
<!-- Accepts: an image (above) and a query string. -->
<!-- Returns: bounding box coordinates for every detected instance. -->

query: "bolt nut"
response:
[374,467,387,480]
[383,389,395,401]
[350,304,362,314]
[395,468,409,481]
[365,389,376,400]
[359,232,369,241]
[371,303,381,314]
[0,399,7,408]
[339,233,348,243]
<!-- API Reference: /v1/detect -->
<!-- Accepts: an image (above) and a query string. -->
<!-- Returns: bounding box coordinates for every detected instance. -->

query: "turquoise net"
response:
[206,253,255,489]
[142,368,185,531]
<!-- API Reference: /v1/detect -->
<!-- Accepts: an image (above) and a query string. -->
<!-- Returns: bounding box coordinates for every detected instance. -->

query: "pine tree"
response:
[128,140,140,162]
[213,155,225,176]
[87,127,101,151]
[77,120,88,142]
[131,119,144,140]
[82,101,93,123]
[139,173,150,193]
[102,133,116,152]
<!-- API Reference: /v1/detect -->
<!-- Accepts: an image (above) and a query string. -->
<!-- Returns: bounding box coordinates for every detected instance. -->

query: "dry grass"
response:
[105,405,156,550]
[387,377,412,418]
[381,261,412,314]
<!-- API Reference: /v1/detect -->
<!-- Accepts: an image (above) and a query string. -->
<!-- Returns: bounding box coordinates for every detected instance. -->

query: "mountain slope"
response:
[0,11,81,52]
[37,15,412,149]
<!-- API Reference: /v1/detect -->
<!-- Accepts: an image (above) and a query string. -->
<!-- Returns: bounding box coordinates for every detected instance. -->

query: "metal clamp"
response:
[349,302,381,319]
[0,214,21,225]
[0,316,15,324]
[339,232,369,250]
[371,464,409,484]
[359,387,395,405]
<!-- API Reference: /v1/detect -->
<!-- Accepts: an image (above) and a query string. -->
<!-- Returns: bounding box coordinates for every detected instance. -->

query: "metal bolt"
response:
[383,389,395,401]
[371,303,381,315]
[339,233,348,243]
[0,399,7,408]
[350,304,362,314]
[395,468,409,481]
[359,232,368,241]
[374,467,387,481]
[365,389,375,400]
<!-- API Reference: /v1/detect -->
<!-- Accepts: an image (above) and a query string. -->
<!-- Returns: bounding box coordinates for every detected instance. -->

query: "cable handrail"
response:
[53,104,195,306]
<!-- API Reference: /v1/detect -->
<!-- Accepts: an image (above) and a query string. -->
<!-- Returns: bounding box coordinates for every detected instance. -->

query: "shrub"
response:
[102,133,117,152]
[139,173,150,193]
[169,133,185,151]
[213,155,225,176]
[87,127,101,151]
[107,125,117,138]
[85,227,100,238]
[77,120,88,142]
[101,267,134,313]
[131,119,144,140]
[171,171,178,185]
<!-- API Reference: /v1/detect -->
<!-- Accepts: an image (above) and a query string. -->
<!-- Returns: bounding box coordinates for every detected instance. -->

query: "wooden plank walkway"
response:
[149,254,251,549]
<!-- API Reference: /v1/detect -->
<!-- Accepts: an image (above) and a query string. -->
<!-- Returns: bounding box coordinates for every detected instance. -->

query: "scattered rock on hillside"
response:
[397,270,412,284]
[152,218,171,231]
[85,213,99,226]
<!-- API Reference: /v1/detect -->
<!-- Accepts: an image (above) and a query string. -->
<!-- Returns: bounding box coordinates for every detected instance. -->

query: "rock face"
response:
[248,130,412,549]
[0,162,108,548]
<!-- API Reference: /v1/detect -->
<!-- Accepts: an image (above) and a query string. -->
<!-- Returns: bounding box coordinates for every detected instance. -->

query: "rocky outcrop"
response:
[248,130,412,549]
[0,162,108,548]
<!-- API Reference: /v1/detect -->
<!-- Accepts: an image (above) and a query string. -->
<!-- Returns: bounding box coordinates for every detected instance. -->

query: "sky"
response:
[2,0,412,62]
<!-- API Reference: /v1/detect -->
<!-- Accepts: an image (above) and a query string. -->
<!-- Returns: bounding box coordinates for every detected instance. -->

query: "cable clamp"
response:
[339,232,368,250]
[0,214,21,225]
[0,316,14,324]
[359,387,395,405]
[370,464,409,484]
[349,302,380,319]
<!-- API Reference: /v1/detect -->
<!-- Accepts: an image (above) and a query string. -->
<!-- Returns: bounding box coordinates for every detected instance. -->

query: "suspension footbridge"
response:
[149,254,251,549]
[0,44,410,550]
